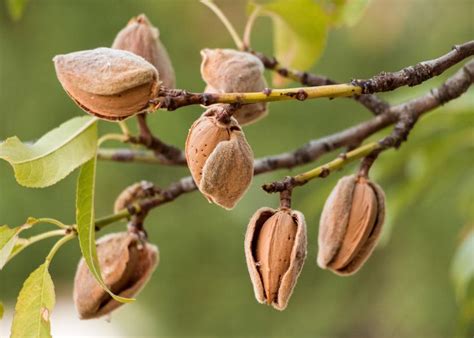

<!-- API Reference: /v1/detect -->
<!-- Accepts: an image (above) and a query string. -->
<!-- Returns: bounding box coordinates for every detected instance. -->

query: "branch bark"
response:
[262,59,474,192]
[95,59,473,227]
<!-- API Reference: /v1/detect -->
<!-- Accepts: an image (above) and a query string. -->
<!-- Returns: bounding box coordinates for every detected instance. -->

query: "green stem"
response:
[208,84,361,104]
[34,218,69,229]
[45,233,75,265]
[8,229,67,261]
[243,5,261,49]
[200,0,244,50]
[98,133,128,146]
[294,142,382,183]
[118,121,131,137]
[94,208,131,230]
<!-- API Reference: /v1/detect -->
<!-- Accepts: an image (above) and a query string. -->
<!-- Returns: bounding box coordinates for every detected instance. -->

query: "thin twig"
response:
[262,60,474,192]
[153,84,361,111]
[252,40,474,115]
[94,60,474,228]
[126,114,186,165]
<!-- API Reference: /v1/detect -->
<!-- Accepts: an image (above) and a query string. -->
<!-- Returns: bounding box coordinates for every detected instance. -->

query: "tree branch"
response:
[352,40,474,93]
[251,50,391,116]
[94,59,473,228]
[127,114,186,165]
[153,84,361,111]
[262,59,474,192]
[252,40,474,115]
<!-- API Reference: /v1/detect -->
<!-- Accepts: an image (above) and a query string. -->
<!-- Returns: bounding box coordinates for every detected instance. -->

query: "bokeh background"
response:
[1,0,473,337]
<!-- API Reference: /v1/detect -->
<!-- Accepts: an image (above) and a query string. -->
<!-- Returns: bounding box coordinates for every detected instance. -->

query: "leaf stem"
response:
[94,208,132,230]
[200,0,244,50]
[8,229,67,262]
[294,142,382,184]
[243,5,261,50]
[118,121,131,137]
[157,84,362,110]
[45,233,75,265]
[34,218,69,230]
[97,133,128,146]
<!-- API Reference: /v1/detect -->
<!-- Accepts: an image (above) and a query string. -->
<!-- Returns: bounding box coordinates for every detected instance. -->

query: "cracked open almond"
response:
[245,207,307,310]
[317,175,386,275]
[112,14,175,88]
[73,232,158,319]
[53,47,159,120]
[200,48,268,125]
[185,106,254,209]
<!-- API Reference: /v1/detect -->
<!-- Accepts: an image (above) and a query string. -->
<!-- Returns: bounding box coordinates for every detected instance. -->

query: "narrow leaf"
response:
[76,156,133,304]
[0,301,4,320]
[0,116,98,188]
[6,0,29,21]
[10,263,55,338]
[452,229,474,302]
[251,0,329,85]
[0,224,32,270]
[328,0,370,27]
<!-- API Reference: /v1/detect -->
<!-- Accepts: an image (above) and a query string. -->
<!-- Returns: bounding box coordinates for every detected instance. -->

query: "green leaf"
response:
[6,0,29,21]
[0,116,98,188]
[10,263,55,338]
[76,156,133,304]
[0,301,4,320]
[327,0,370,27]
[452,229,474,303]
[0,223,32,270]
[251,0,329,84]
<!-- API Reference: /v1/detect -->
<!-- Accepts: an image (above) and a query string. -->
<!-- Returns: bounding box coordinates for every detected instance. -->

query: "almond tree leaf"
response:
[251,0,329,85]
[328,0,370,27]
[76,156,134,304]
[0,223,32,270]
[5,0,29,21]
[0,116,98,188]
[10,263,55,338]
[452,229,474,304]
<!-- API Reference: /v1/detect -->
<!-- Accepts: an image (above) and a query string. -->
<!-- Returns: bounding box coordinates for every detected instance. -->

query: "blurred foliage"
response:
[0,0,473,337]
[4,0,28,21]
[251,0,329,85]
[451,228,474,336]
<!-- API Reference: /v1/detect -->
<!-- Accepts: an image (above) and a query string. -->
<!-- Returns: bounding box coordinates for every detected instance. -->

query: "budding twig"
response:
[253,40,474,115]
[154,84,361,111]
[128,114,186,165]
[262,142,383,193]
[92,56,474,229]
[262,59,474,192]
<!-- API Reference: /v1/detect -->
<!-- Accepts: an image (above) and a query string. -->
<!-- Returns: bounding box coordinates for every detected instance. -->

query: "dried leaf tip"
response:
[54,47,159,120]
[245,207,307,310]
[317,175,386,275]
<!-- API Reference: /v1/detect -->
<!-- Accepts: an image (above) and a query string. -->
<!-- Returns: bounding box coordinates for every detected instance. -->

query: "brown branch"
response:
[119,60,473,215]
[126,114,186,165]
[251,50,390,116]
[261,59,474,193]
[353,40,474,94]
[252,40,474,115]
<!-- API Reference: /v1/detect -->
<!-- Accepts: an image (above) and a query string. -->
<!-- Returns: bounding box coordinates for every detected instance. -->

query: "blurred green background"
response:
[0,0,473,337]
